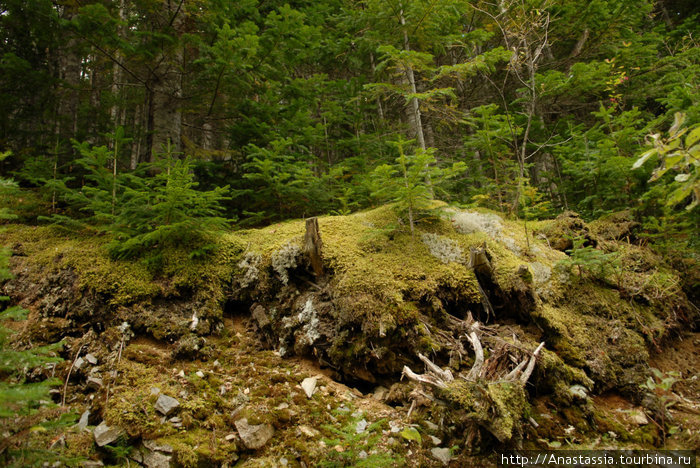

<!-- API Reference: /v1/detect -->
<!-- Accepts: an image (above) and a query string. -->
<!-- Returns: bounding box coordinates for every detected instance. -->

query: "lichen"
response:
[271,242,301,285]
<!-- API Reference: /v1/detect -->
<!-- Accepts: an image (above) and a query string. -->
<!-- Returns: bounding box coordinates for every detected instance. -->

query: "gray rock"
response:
[355,419,368,434]
[301,377,317,399]
[150,387,161,396]
[569,385,588,400]
[431,447,452,466]
[423,420,439,432]
[143,440,173,453]
[154,395,180,416]
[81,461,104,468]
[195,370,205,378]
[235,418,275,450]
[74,357,85,370]
[143,450,172,468]
[86,377,103,390]
[251,304,270,328]
[629,409,649,425]
[85,353,98,365]
[429,435,442,445]
[76,410,90,431]
[93,421,124,447]
[358,451,368,460]
[372,386,388,401]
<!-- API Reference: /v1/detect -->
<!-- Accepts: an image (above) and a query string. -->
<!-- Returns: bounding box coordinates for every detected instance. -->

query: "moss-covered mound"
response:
[2,204,698,461]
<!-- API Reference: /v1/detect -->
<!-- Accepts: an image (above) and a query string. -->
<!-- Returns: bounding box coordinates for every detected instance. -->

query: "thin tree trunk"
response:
[399,8,426,151]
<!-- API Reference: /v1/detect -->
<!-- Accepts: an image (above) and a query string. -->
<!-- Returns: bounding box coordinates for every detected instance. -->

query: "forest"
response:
[0,0,699,466]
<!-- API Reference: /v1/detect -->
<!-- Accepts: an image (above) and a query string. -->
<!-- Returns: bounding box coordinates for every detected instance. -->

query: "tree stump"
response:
[304,217,324,277]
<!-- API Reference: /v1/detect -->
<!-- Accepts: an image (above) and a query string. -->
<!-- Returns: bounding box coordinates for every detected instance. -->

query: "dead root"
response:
[402,317,545,443]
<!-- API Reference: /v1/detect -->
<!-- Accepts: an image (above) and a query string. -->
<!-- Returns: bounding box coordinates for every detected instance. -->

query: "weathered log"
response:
[304,217,324,277]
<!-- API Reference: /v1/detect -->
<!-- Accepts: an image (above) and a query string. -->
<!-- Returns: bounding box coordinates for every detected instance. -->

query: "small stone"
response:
[280,458,288,466]
[150,387,161,396]
[423,420,439,431]
[298,425,320,438]
[431,447,452,466]
[213,360,221,368]
[235,418,274,450]
[86,377,103,391]
[358,450,368,459]
[355,419,368,434]
[569,385,588,400]
[372,386,388,401]
[154,395,180,416]
[389,421,401,433]
[195,370,205,378]
[225,433,237,442]
[629,409,649,425]
[301,377,317,399]
[275,402,289,410]
[143,440,173,453]
[76,410,90,431]
[85,354,98,365]
[74,357,85,370]
[81,461,104,468]
[177,370,185,378]
[142,450,171,468]
[93,421,124,447]
[429,435,442,445]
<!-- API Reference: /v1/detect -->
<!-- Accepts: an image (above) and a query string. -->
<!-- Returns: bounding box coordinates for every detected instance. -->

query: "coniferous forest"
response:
[0,0,699,466]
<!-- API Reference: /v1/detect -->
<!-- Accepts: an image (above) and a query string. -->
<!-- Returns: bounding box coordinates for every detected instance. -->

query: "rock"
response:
[76,410,90,431]
[235,418,275,450]
[431,447,452,466]
[86,377,103,391]
[389,421,401,433]
[93,421,124,447]
[85,353,98,365]
[251,304,271,328]
[143,440,173,453]
[429,435,442,445]
[155,395,180,416]
[298,425,320,438]
[358,450,368,459]
[225,433,237,442]
[355,419,368,434]
[629,409,649,425]
[74,357,85,370]
[423,420,439,432]
[195,370,205,378]
[168,416,182,428]
[81,461,104,468]
[301,377,317,399]
[143,450,172,468]
[150,387,161,396]
[569,385,588,400]
[372,386,388,401]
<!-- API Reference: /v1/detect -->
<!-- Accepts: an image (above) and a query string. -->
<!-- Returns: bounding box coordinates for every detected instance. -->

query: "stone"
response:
[372,386,388,401]
[355,419,368,434]
[85,353,98,365]
[225,433,237,442]
[431,447,452,466]
[195,370,205,378]
[358,451,368,460]
[423,420,439,432]
[569,385,588,400]
[143,450,172,468]
[86,377,103,391]
[301,377,317,399]
[235,418,275,450]
[154,395,180,416]
[93,421,124,447]
[150,387,161,396]
[298,425,320,438]
[143,440,173,453]
[629,409,649,425]
[74,357,85,370]
[429,435,442,445]
[76,410,90,431]
[81,461,104,468]
[251,304,271,328]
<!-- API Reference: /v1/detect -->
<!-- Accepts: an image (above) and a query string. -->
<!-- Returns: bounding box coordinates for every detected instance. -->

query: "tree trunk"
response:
[304,217,324,277]
[399,9,426,151]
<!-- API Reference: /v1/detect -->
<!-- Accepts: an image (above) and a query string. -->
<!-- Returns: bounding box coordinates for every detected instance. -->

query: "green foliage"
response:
[109,144,231,260]
[633,112,700,211]
[319,410,402,468]
[371,137,465,234]
[556,236,619,282]
[640,368,681,444]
